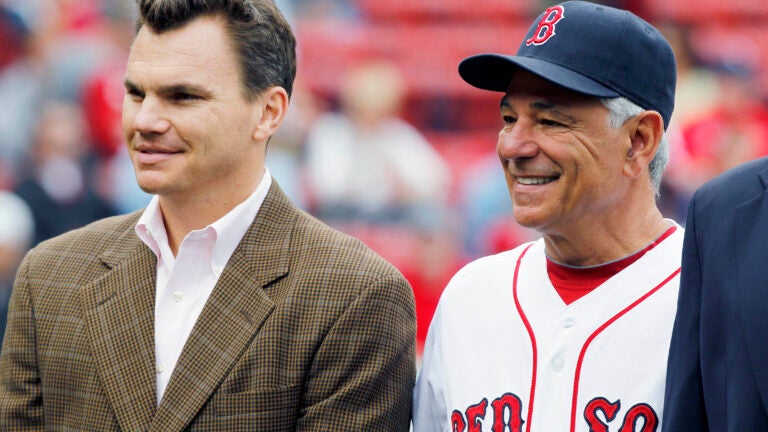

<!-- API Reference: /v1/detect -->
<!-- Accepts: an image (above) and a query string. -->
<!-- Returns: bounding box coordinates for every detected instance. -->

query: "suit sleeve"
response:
[662,194,709,431]
[296,272,416,431]
[0,254,45,430]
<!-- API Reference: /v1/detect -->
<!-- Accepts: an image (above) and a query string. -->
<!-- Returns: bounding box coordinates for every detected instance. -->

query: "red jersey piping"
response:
[513,244,537,432]
[568,267,681,431]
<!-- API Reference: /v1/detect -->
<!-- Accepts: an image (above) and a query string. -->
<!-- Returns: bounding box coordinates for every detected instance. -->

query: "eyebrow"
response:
[123,79,211,97]
[124,78,139,91]
[500,96,579,123]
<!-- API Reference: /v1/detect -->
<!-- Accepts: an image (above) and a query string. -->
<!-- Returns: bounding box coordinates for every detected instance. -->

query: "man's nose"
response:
[132,97,171,134]
[498,123,539,161]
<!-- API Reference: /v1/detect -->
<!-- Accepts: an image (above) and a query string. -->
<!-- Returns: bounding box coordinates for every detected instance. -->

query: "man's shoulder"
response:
[17,212,143,295]
[696,157,768,203]
[282,214,414,314]
[291,213,401,276]
[31,211,141,257]
[260,181,408,283]
[460,240,538,274]
[440,240,539,299]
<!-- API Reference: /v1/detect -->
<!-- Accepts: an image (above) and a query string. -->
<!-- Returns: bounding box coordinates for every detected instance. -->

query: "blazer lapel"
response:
[80,224,158,431]
[735,166,768,413]
[150,183,296,431]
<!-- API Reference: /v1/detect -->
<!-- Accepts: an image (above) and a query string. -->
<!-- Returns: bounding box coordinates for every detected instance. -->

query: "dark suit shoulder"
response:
[695,156,768,205]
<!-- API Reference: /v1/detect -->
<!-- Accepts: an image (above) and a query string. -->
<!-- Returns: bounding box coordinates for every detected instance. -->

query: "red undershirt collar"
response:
[547,225,677,305]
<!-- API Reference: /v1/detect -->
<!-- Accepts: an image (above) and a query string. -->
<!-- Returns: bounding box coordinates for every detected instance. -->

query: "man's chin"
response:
[512,208,549,232]
[134,174,168,196]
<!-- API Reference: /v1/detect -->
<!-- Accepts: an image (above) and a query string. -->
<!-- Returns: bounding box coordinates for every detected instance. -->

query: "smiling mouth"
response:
[516,176,559,185]
[138,147,181,153]
[135,148,184,157]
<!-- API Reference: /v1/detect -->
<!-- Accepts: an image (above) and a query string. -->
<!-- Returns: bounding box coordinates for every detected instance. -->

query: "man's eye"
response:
[174,93,200,101]
[126,88,144,100]
[502,115,516,124]
[540,118,564,127]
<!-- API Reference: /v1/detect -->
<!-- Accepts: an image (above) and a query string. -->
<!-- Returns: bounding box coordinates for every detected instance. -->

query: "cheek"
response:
[502,168,516,189]
[121,99,136,135]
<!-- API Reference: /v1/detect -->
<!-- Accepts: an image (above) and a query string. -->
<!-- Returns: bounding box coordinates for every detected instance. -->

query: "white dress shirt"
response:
[135,169,272,405]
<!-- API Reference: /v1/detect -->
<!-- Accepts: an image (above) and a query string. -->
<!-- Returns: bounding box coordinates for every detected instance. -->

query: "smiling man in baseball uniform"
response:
[412,2,681,431]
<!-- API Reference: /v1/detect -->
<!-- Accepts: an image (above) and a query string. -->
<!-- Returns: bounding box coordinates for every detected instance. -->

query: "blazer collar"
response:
[82,182,299,432]
[80,212,159,431]
[151,181,298,431]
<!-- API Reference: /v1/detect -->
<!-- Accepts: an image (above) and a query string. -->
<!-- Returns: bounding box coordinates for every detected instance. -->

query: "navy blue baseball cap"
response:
[459,0,676,129]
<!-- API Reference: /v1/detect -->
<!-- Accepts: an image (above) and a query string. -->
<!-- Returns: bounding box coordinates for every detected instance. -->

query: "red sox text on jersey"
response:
[450,394,658,432]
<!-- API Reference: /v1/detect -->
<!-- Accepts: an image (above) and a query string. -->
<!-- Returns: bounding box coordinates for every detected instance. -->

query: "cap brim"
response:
[459,53,620,98]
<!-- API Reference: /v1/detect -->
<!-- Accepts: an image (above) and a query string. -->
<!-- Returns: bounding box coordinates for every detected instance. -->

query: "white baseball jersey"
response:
[413,222,683,432]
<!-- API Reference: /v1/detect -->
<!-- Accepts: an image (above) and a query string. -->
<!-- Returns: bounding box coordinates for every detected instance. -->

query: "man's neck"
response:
[543,207,669,267]
[158,178,263,256]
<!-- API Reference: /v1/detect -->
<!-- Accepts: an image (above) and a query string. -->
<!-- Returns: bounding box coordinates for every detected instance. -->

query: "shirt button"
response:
[552,357,564,372]
[172,291,183,302]
[157,363,165,374]
[213,265,223,276]
[563,319,575,329]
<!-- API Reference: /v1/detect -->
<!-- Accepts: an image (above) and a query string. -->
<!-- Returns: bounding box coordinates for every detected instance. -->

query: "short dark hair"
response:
[135,0,296,100]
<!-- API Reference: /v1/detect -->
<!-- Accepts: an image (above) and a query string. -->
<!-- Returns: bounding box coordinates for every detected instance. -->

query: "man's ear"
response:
[252,86,289,142]
[624,110,664,179]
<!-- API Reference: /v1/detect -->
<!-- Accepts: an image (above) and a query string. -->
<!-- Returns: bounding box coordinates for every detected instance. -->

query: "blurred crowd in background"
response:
[2,0,768,355]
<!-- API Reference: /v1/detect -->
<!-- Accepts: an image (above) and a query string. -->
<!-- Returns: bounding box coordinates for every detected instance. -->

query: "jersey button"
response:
[552,357,564,372]
[563,319,575,329]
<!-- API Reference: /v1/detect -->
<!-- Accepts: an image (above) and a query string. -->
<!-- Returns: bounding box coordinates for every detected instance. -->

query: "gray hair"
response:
[601,97,669,195]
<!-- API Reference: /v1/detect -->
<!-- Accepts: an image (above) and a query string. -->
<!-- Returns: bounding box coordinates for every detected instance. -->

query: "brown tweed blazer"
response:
[0,182,416,431]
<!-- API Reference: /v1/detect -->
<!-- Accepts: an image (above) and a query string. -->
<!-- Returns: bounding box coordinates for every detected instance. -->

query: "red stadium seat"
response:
[643,0,768,22]
[295,19,529,98]
[353,0,536,22]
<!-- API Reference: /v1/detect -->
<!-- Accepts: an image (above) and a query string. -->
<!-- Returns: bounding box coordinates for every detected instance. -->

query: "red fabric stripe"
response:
[549,226,677,305]
[568,267,681,431]
[513,244,537,432]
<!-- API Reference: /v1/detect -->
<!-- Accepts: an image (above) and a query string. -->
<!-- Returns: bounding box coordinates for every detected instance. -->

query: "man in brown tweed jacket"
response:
[0,1,416,430]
